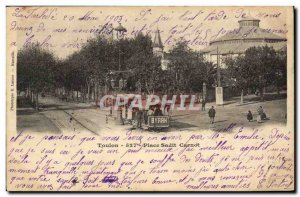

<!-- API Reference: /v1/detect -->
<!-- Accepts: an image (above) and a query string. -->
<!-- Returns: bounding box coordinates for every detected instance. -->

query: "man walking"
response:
[208,106,216,124]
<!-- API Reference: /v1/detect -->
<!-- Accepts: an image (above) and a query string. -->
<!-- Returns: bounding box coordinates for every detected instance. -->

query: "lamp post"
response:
[119,78,124,90]
[113,23,127,125]
[215,46,223,105]
[115,23,127,71]
[203,82,207,101]
[105,76,109,95]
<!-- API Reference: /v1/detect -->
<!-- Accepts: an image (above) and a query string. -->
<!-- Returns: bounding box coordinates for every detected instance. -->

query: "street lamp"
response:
[110,79,115,89]
[203,82,207,101]
[123,79,127,89]
[105,76,109,95]
[113,23,127,125]
[114,23,127,71]
[114,23,127,40]
[119,78,124,90]
[136,80,142,95]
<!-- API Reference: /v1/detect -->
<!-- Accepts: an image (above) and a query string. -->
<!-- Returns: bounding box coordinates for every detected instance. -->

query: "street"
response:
[17,93,287,135]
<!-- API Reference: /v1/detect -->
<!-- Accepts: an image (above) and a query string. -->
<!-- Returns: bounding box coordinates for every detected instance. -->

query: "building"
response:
[153,28,164,58]
[152,28,170,70]
[201,17,287,67]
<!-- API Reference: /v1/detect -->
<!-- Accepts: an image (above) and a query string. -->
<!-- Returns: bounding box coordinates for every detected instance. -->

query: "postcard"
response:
[6,6,294,191]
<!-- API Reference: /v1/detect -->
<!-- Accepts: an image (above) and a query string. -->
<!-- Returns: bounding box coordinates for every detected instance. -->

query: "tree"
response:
[224,46,287,101]
[223,55,249,103]
[57,33,216,100]
[63,51,86,101]
[17,44,57,110]
[167,41,214,93]
[125,33,162,94]
[273,50,287,94]
[61,35,117,102]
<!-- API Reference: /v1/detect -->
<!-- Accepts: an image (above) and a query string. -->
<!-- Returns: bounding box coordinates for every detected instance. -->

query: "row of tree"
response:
[17,33,215,110]
[17,45,57,110]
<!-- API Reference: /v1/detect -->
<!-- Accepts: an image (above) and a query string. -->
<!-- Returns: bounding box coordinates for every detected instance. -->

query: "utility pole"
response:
[217,47,221,87]
[118,44,121,71]
[113,23,127,125]
[215,46,224,106]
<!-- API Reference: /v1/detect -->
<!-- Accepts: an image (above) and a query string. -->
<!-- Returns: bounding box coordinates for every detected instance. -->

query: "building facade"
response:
[201,17,287,67]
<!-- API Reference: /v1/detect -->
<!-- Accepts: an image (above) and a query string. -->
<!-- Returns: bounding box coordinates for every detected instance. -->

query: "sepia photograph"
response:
[15,7,288,134]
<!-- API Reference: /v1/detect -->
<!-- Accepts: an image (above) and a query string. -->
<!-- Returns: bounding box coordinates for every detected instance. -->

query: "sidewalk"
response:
[17,106,61,134]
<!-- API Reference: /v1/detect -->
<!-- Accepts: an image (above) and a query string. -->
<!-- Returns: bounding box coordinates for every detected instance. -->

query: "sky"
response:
[7,6,291,59]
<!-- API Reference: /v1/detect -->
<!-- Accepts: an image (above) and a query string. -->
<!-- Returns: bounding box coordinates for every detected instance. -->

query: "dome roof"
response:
[202,41,286,55]
[201,17,287,56]
[211,26,286,44]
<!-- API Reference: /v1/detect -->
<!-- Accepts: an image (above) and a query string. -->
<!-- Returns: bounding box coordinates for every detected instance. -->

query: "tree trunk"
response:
[35,92,39,111]
[71,89,74,101]
[96,82,99,99]
[81,86,84,102]
[76,90,79,102]
[94,84,97,101]
[240,89,244,104]
[260,87,264,101]
[27,85,31,99]
[31,91,34,104]
[87,85,90,103]
[276,71,280,95]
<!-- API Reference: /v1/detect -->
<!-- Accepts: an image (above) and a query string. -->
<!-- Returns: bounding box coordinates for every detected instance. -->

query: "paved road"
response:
[42,97,119,134]
[18,96,116,135]
[17,93,287,134]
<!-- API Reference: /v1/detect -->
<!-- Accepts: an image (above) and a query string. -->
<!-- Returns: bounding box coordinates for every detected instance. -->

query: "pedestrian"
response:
[109,106,113,116]
[147,107,154,116]
[247,110,253,122]
[136,109,143,128]
[257,106,263,123]
[257,113,262,123]
[201,97,206,111]
[257,106,267,120]
[143,109,148,125]
[125,105,128,119]
[154,106,163,116]
[208,106,216,124]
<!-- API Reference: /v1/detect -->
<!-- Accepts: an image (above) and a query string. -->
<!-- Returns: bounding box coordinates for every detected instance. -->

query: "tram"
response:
[96,94,171,129]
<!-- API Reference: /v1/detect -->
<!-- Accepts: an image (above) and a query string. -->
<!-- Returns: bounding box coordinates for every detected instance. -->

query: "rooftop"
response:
[153,28,164,48]
[202,41,287,55]
[202,17,287,55]
[211,26,286,44]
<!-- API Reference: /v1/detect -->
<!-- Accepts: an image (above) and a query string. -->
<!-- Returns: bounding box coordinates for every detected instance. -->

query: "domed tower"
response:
[201,16,287,64]
[153,28,164,58]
